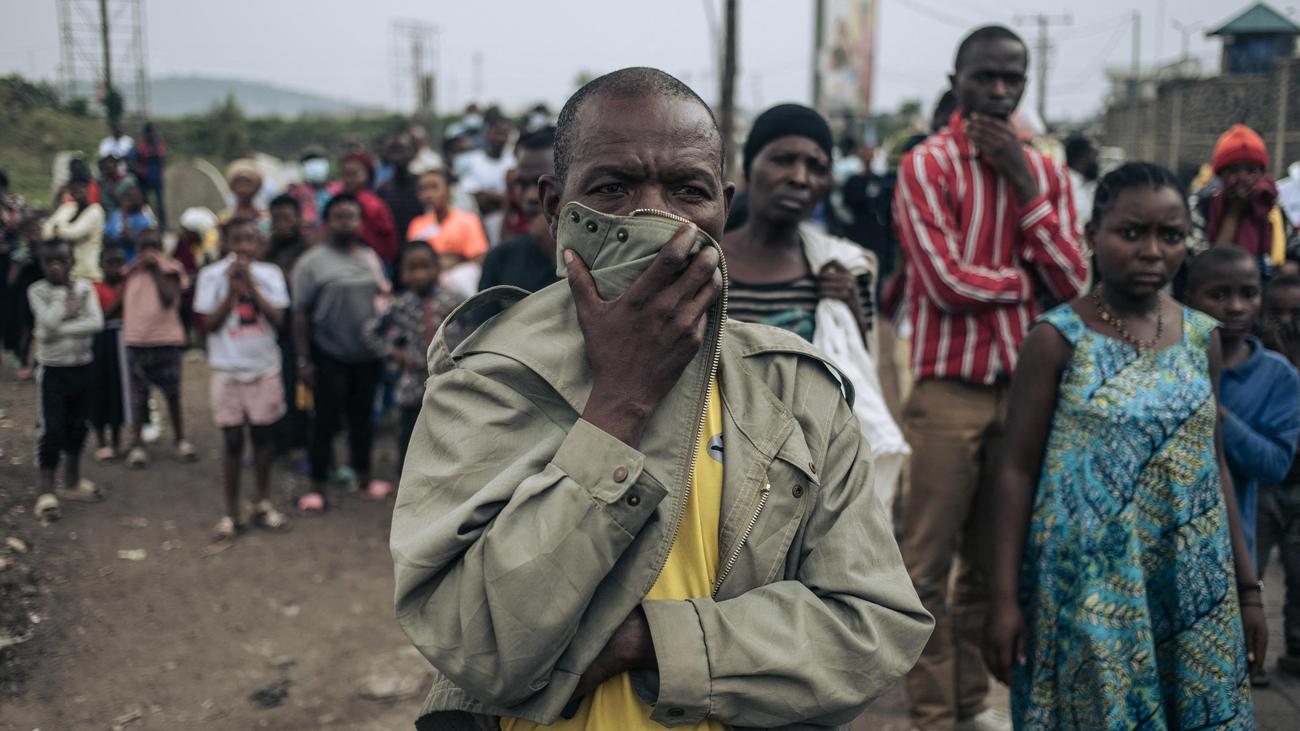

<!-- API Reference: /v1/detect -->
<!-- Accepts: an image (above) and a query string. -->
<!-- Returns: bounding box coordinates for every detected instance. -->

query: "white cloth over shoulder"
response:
[801,224,909,514]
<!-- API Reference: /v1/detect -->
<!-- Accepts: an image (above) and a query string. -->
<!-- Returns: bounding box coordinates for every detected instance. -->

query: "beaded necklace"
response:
[1092,287,1164,353]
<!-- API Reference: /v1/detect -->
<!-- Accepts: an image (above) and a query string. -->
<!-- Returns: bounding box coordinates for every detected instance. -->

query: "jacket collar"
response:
[945,111,977,160]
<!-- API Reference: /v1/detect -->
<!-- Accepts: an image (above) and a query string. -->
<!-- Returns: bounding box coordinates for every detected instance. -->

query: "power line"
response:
[1015,12,1072,122]
[896,0,981,30]
[1060,21,1127,88]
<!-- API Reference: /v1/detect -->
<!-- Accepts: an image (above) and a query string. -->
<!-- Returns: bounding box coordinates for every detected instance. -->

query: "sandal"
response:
[94,446,116,462]
[34,493,61,521]
[296,492,327,515]
[212,515,243,541]
[176,439,198,462]
[126,446,148,469]
[56,479,104,503]
[253,501,290,531]
[363,480,395,501]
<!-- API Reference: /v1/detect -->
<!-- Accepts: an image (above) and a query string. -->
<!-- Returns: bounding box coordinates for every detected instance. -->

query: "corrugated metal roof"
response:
[1209,2,1300,36]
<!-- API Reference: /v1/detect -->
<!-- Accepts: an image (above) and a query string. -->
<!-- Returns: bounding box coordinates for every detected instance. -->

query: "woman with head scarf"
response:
[724,103,908,510]
[330,150,398,265]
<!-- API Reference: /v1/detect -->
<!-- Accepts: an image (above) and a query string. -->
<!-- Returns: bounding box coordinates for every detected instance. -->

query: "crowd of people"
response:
[4,20,1300,731]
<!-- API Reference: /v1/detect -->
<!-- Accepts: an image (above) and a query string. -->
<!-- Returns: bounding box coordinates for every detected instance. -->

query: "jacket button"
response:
[570,211,581,222]
[792,484,804,498]
[586,220,599,232]
[613,466,628,483]
[667,708,684,717]
[626,493,641,507]
[616,228,629,242]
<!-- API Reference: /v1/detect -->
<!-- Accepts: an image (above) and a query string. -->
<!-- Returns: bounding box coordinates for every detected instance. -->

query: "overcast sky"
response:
[1,0,1266,122]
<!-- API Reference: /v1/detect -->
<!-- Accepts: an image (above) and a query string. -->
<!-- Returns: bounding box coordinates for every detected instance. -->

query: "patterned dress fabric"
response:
[1014,304,1252,730]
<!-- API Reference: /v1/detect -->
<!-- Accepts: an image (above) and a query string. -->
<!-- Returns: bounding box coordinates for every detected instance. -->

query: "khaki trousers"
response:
[900,379,1008,730]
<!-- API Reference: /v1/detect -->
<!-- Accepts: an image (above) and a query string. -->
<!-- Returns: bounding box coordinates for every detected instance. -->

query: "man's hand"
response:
[966,113,1039,204]
[139,249,160,269]
[570,607,657,703]
[567,223,722,448]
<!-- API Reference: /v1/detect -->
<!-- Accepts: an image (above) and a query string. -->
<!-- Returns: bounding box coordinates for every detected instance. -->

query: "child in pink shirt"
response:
[121,228,193,467]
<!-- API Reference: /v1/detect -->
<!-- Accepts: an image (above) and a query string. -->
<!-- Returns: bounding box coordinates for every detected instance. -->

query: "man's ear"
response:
[539,173,562,241]
[722,181,736,221]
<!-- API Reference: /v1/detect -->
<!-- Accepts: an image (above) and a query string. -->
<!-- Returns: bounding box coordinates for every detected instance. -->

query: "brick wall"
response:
[1101,56,1300,178]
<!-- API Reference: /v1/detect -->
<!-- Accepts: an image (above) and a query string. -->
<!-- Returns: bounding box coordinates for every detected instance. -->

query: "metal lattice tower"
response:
[57,0,149,116]
[391,20,439,124]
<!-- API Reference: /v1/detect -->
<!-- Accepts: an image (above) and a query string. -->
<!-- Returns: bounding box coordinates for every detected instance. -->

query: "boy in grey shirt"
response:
[27,239,105,517]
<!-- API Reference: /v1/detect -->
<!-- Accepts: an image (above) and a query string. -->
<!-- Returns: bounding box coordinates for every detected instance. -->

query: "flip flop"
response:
[34,493,61,521]
[296,492,326,515]
[94,446,116,462]
[56,479,104,503]
[363,480,395,501]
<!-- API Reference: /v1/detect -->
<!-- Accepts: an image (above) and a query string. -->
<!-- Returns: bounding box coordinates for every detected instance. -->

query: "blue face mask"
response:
[302,158,329,184]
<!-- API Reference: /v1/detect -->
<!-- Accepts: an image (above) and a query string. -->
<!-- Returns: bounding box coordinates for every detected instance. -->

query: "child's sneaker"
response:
[176,439,198,462]
[126,446,148,468]
[252,500,290,531]
[34,493,61,522]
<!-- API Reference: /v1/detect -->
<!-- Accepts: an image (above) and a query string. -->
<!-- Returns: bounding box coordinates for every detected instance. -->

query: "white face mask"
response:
[302,158,329,184]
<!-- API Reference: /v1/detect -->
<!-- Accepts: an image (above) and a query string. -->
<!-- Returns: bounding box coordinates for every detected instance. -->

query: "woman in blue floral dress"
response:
[985,163,1267,729]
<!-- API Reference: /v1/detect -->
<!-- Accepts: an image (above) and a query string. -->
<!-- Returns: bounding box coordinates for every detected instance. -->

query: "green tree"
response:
[209,94,248,160]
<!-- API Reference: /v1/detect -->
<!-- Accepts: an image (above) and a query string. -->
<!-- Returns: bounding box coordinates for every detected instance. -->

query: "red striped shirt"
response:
[893,112,1088,384]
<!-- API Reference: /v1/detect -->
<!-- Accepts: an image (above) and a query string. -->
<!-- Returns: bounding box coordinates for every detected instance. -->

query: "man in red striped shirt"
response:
[892,25,1087,731]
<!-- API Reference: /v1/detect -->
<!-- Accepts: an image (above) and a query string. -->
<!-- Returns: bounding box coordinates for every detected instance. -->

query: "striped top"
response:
[729,271,874,347]
[893,111,1088,384]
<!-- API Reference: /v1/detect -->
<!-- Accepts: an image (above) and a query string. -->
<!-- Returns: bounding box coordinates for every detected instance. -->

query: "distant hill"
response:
[74,75,369,118]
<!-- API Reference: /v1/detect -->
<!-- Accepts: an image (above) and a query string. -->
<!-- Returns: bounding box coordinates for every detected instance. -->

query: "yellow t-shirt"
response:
[504,379,726,731]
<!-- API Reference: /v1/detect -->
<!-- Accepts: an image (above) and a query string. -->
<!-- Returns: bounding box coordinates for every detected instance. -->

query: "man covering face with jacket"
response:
[392,67,932,731]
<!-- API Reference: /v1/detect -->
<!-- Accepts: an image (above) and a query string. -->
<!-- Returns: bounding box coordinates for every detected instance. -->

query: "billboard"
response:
[818,0,878,114]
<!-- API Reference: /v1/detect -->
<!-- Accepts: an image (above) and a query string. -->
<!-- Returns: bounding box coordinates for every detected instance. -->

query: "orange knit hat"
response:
[1212,124,1268,174]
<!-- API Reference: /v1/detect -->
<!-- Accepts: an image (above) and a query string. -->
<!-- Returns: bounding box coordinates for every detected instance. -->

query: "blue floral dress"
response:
[1014,305,1252,730]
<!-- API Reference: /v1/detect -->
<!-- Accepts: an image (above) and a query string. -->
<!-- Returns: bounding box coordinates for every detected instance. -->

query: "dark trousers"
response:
[1259,482,1300,656]
[273,334,309,454]
[37,364,93,469]
[398,404,421,474]
[308,350,381,484]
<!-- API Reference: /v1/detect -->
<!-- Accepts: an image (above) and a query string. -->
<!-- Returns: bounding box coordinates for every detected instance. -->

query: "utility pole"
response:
[1130,10,1142,159]
[811,0,825,111]
[98,0,111,92]
[1014,12,1071,124]
[720,0,738,180]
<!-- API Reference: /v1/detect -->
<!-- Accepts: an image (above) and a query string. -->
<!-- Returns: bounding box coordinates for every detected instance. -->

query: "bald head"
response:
[554,67,722,183]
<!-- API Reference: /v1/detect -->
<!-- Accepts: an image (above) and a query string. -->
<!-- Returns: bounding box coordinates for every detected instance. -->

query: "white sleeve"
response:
[191,267,224,315]
[256,264,291,309]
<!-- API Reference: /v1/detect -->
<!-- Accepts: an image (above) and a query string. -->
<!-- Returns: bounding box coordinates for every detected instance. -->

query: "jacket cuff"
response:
[552,419,660,534]
[1017,194,1055,231]
[643,599,711,726]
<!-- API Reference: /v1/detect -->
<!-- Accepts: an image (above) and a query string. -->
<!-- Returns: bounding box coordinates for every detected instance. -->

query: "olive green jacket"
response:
[391,203,932,730]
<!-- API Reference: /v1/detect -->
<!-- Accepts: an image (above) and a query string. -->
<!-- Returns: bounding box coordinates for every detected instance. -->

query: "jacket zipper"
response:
[630,208,728,589]
[712,482,770,596]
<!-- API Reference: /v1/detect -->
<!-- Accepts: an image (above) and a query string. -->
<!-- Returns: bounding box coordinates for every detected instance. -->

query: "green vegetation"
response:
[0,74,421,210]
